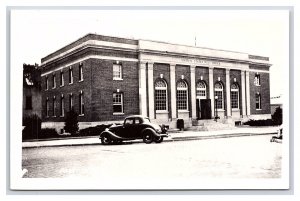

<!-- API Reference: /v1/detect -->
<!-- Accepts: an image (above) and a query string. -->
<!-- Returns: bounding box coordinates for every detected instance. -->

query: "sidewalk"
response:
[22,126,279,148]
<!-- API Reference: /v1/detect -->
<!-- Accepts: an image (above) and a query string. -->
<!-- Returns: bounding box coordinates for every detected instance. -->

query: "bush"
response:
[272,107,282,125]
[39,128,59,139]
[79,124,112,136]
[243,119,273,126]
[64,109,79,135]
[22,114,41,140]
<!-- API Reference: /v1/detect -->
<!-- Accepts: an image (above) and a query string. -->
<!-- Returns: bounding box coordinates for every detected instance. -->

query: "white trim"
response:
[42,40,138,64]
[178,110,189,113]
[113,113,125,115]
[156,110,168,114]
[248,69,270,74]
[41,55,138,77]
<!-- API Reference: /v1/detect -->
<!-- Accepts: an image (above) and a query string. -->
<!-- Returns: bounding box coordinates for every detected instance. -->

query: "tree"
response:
[23,63,41,89]
[64,109,79,135]
[272,106,282,126]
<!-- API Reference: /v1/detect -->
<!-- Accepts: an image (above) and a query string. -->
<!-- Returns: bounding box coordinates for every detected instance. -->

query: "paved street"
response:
[22,135,282,179]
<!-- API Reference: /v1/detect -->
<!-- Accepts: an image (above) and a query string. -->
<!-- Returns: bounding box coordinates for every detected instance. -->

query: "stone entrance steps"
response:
[188,119,235,131]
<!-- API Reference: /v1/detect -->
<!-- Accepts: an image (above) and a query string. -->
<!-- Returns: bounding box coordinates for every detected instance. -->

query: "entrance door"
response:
[200,99,211,119]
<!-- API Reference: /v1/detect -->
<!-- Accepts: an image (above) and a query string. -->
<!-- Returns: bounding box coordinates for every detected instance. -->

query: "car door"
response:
[123,118,134,138]
[132,117,144,138]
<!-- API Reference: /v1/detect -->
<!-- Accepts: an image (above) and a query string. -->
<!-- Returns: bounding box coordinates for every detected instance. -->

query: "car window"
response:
[143,118,151,124]
[125,119,134,125]
[135,118,142,124]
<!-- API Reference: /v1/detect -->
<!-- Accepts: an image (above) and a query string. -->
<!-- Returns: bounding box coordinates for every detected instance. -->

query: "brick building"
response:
[40,34,271,131]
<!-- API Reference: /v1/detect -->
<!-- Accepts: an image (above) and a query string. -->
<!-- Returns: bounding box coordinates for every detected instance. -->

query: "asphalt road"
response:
[22,135,282,179]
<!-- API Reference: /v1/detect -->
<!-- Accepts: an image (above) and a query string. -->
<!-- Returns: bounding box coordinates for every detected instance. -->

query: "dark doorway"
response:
[199,99,211,119]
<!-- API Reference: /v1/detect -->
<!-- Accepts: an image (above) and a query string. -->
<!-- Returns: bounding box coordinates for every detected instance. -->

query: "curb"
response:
[22,132,276,149]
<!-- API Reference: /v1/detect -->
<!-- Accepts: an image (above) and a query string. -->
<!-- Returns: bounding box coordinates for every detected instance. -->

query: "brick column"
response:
[226,69,231,117]
[190,65,196,119]
[246,70,251,116]
[170,64,177,119]
[209,67,215,117]
[148,62,155,119]
[139,61,147,116]
[241,70,246,116]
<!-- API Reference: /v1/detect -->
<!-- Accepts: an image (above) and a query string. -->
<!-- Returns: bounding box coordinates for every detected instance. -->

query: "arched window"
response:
[196,81,206,98]
[256,93,261,109]
[177,80,188,110]
[231,84,239,109]
[214,82,224,109]
[155,80,167,111]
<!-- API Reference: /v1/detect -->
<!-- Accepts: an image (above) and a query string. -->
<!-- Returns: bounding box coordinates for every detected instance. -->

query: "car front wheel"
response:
[154,136,164,143]
[143,130,154,144]
[101,134,112,145]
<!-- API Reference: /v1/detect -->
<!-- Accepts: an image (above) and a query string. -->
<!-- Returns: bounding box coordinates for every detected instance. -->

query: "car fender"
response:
[142,128,160,138]
[100,130,123,140]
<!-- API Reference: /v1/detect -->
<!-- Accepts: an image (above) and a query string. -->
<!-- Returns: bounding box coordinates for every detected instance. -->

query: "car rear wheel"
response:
[154,136,164,143]
[143,130,154,144]
[101,134,112,145]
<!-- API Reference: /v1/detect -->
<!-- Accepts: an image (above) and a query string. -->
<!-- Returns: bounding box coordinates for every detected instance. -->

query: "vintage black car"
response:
[99,115,168,145]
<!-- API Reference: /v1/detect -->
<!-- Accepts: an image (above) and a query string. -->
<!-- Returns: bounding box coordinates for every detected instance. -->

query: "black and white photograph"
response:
[9,7,290,190]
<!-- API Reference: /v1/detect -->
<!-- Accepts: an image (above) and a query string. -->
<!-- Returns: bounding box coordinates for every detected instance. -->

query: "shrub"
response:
[79,124,112,136]
[243,119,273,126]
[22,114,41,140]
[64,109,79,135]
[272,107,282,125]
[39,128,59,139]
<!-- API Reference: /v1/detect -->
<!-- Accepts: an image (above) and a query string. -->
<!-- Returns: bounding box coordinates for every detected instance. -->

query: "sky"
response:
[11,9,289,97]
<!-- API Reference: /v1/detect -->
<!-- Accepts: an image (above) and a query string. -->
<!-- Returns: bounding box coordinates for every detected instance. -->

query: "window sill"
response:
[156,110,168,114]
[113,112,124,115]
[232,109,240,111]
[256,109,262,111]
[60,85,64,88]
[113,78,123,81]
[178,110,189,113]
[69,82,73,85]
[79,79,84,82]
[216,109,225,112]
[255,85,261,87]
[60,115,64,117]
[79,114,84,116]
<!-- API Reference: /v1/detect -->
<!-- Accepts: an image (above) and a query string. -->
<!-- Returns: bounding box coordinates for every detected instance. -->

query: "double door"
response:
[196,99,211,120]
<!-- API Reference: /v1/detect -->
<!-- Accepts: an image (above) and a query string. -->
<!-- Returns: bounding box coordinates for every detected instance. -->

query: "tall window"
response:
[155,80,167,111]
[69,67,73,84]
[231,84,239,109]
[52,74,56,88]
[46,98,49,117]
[79,63,83,81]
[256,93,261,109]
[113,92,123,113]
[53,96,56,117]
[196,81,206,98]
[214,82,224,109]
[69,94,73,111]
[79,91,84,115]
[254,74,260,86]
[113,64,122,80]
[25,96,32,110]
[60,94,64,117]
[177,80,188,110]
[60,71,64,86]
[45,76,49,90]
